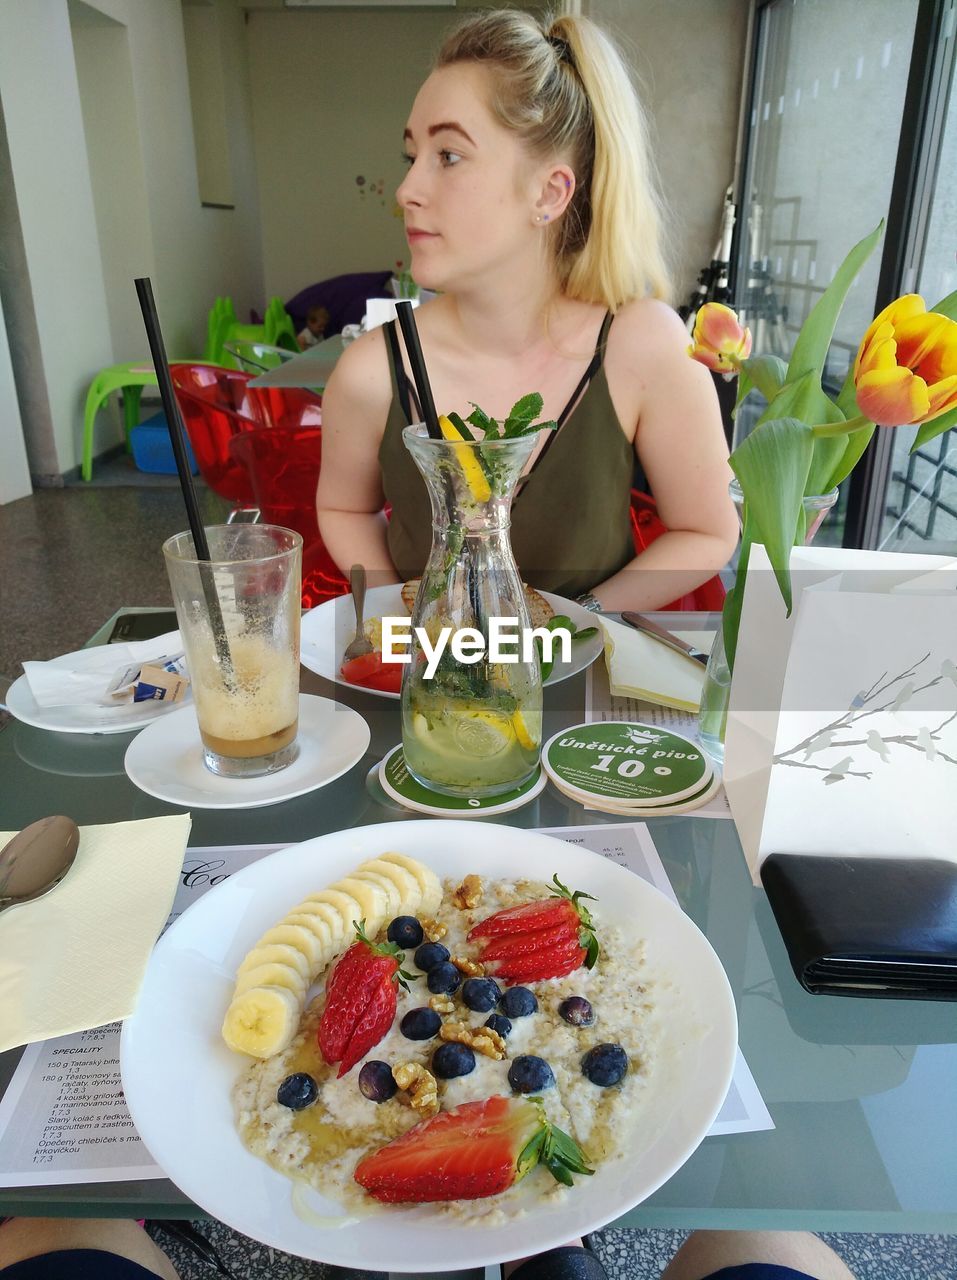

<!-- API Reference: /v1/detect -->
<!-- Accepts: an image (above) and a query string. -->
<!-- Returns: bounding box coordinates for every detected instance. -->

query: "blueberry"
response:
[277,1072,318,1110]
[484,1013,512,1039]
[358,1060,397,1102]
[582,1043,628,1087]
[387,915,424,948]
[414,941,450,972]
[426,961,461,995]
[500,986,538,1018]
[461,977,502,1013]
[400,1007,442,1040]
[432,1042,476,1079]
[507,1055,555,1094]
[559,996,595,1027]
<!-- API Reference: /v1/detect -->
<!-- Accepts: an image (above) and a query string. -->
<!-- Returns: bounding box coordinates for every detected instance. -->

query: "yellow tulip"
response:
[688,302,753,373]
[853,294,957,427]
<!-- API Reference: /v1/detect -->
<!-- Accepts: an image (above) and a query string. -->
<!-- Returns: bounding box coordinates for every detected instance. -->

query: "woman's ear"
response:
[533,164,576,225]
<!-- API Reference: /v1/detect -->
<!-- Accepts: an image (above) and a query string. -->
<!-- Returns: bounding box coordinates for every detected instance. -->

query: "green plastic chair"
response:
[204,296,238,364]
[222,340,300,374]
[81,359,216,482]
[263,297,299,352]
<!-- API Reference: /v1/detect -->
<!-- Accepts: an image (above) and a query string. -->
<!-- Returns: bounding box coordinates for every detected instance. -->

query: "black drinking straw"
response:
[134,277,235,686]
[395,301,441,439]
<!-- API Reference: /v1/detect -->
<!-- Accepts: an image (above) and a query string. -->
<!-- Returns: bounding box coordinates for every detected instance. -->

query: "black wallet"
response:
[760,854,957,1000]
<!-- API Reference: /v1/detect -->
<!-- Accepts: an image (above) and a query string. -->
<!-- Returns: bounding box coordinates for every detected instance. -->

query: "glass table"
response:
[1,618,955,1233]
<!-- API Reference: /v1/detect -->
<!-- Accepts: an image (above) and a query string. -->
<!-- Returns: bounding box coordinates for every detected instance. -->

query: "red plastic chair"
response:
[630,489,727,612]
[228,426,349,608]
[170,365,321,506]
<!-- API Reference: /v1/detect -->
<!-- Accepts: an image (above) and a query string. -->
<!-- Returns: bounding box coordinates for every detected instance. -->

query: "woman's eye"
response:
[400,152,415,167]
[439,149,462,168]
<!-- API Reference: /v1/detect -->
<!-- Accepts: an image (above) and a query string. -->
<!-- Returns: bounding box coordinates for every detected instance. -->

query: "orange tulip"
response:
[688,303,753,373]
[853,294,957,427]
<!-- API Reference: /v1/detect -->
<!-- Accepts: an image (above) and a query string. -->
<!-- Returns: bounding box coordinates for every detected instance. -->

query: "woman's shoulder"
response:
[609,297,689,353]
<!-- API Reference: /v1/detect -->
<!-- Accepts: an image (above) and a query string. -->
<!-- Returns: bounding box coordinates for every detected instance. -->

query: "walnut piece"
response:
[419,917,448,942]
[439,1020,506,1061]
[428,994,455,1014]
[452,955,485,977]
[392,1061,439,1115]
[451,874,483,910]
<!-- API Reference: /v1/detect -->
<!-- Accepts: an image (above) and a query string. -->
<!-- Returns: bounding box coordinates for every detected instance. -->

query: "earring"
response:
[536,214,549,224]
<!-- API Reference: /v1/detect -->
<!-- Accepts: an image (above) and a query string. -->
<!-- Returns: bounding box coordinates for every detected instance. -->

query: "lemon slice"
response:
[453,708,514,757]
[438,414,492,503]
[512,707,540,751]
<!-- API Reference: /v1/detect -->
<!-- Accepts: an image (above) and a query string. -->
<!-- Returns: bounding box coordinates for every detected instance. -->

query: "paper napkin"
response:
[22,632,183,708]
[600,615,708,713]
[0,814,191,1052]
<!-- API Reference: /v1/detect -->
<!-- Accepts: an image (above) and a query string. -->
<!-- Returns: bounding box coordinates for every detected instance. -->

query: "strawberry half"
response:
[318,921,415,1077]
[468,875,600,982]
[353,1095,593,1203]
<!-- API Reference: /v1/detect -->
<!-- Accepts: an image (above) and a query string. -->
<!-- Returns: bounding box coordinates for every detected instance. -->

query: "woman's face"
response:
[397,64,541,292]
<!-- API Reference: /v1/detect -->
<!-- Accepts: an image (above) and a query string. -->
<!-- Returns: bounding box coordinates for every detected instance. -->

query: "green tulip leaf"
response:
[740,354,788,403]
[722,516,752,671]
[911,403,957,452]
[826,422,876,489]
[729,416,814,614]
[931,288,957,321]
[786,223,883,387]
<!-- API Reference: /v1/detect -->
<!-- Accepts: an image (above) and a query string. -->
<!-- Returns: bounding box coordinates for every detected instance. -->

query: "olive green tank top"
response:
[378,312,636,598]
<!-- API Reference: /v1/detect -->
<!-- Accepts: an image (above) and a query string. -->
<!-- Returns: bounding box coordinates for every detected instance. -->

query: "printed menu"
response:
[0,828,769,1188]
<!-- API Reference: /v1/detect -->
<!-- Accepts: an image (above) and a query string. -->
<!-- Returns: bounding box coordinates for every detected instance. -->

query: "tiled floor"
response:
[3,472,956,1280]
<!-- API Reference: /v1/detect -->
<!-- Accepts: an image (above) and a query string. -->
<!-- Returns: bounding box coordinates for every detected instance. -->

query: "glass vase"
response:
[697,479,839,767]
[400,425,542,798]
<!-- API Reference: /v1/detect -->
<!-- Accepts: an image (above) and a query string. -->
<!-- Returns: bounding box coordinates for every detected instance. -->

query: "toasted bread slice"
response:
[400,579,553,626]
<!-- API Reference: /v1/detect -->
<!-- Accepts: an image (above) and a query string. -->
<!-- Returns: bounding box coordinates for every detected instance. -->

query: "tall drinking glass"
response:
[163,525,302,778]
[400,425,542,798]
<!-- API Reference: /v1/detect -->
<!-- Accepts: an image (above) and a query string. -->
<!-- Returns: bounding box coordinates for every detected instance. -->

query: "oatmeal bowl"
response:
[120,820,736,1272]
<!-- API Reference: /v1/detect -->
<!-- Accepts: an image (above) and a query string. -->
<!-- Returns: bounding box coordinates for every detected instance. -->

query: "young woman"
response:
[316,9,739,611]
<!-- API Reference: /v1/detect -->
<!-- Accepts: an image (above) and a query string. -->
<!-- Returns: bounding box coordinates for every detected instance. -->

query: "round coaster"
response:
[548,767,722,817]
[378,745,546,817]
[542,721,712,809]
[124,694,370,810]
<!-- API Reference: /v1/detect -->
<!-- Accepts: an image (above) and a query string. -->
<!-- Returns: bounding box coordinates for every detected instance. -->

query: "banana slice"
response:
[234,961,307,998]
[333,876,389,936]
[378,852,443,917]
[350,868,404,918]
[359,857,422,914]
[222,986,301,1058]
[291,900,345,951]
[284,909,336,960]
[307,887,364,939]
[237,942,311,983]
[259,925,326,975]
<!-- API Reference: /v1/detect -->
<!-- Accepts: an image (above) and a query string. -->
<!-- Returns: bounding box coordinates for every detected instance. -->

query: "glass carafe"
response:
[400,425,542,798]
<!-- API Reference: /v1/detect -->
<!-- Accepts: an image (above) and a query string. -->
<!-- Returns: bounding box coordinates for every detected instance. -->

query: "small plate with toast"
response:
[301,583,603,698]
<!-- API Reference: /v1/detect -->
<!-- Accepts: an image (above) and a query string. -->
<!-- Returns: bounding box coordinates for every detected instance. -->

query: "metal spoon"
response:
[343,564,374,661]
[0,816,80,913]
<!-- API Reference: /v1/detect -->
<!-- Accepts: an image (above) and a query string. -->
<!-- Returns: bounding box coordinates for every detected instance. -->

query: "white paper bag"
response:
[723,545,957,883]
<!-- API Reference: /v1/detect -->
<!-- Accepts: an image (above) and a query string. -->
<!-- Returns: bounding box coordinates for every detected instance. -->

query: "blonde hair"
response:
[436,9,672,309]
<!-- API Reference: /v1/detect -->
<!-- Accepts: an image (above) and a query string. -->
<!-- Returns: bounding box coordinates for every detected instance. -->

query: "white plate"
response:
[123,694,370,810]
[120,820,736,1272]
[301,585,603,699]
[6,651,192,736]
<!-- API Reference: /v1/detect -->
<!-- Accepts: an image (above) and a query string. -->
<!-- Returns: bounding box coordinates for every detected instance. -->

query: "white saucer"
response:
[7,654,191,736]
[124,694,370,809]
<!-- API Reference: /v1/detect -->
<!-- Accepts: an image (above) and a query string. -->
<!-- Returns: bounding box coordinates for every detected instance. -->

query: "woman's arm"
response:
[591,301,740,611]
[316,332,402,585]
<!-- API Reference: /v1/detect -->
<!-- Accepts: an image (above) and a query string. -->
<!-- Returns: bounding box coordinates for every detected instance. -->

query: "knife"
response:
[620,612,710,665]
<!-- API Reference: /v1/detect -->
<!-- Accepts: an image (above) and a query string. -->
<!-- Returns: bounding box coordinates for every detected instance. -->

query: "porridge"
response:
[230,865,660,1218]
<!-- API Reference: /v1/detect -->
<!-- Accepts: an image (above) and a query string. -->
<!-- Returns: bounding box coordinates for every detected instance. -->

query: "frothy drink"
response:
[191,635,299,763]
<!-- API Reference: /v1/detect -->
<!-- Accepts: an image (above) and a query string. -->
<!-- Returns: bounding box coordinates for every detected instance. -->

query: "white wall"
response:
[247,6,454,300]
[0,0,265,476]
[0,289,32,506]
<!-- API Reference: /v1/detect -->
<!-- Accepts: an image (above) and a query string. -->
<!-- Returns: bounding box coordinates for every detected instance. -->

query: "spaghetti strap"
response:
[523,310,615,483]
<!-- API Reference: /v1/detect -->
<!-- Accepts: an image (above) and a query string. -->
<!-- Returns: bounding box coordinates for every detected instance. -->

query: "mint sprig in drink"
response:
[400,399,554,797]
